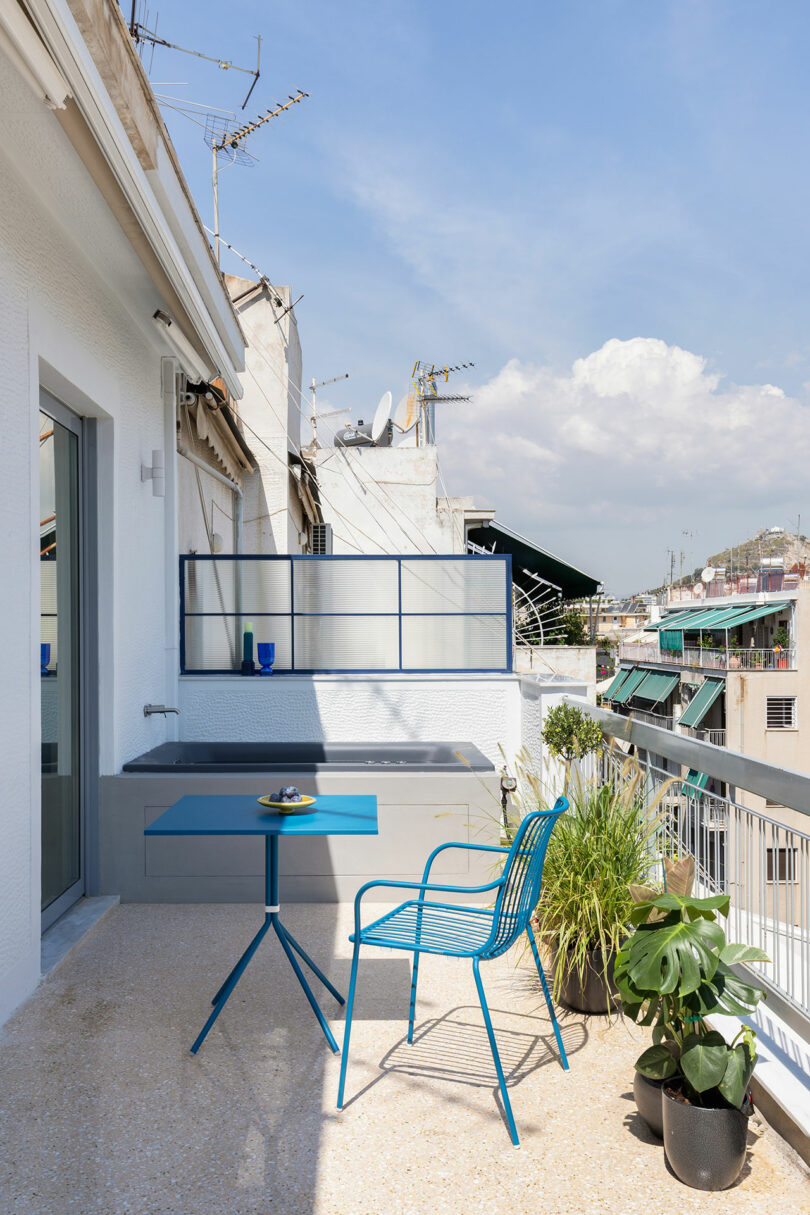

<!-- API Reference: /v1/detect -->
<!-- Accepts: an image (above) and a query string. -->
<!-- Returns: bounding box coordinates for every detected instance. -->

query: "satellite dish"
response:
[392,390,419,434]
[701,567,716,583]
[371,391,393,442]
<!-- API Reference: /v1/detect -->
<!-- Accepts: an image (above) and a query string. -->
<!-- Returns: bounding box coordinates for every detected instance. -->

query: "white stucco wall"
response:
[312,446,467,555]
[226,278,305,555]
[515,645,597,702]
[177,436,238,556]
[177,672,587,773]
[178,674,522,765]
[0,48,187,1024]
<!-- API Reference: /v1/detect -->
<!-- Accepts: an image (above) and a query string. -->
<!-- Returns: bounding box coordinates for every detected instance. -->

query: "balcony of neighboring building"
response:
[604,666,727,745]
[619,640,796,671]
[619,596,796,672]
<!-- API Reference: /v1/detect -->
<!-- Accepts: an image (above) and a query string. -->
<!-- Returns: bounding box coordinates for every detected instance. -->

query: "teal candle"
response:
[243,621,253,663]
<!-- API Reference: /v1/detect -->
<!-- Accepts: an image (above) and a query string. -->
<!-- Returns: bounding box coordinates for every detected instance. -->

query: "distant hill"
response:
[640,528,810,596]
[702,528,808,575]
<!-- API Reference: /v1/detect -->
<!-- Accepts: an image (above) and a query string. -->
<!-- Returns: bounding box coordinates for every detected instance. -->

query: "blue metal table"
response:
[145,794,378,1055]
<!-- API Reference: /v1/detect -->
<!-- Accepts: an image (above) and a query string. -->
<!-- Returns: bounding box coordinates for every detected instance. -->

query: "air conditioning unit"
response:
[311,523,333,555]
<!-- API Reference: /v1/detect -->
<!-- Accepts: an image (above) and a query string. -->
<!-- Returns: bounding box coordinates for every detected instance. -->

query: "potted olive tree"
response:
[615,891,768,1190]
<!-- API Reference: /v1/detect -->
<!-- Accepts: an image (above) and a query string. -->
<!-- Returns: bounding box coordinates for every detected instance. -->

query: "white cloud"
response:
[437,337,810,589]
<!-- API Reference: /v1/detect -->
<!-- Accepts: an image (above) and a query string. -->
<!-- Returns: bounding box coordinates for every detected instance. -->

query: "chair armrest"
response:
[420,841,510,886]
[353,875,505,934]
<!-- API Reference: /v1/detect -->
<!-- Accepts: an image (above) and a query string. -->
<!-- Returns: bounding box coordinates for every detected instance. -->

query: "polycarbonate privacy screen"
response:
[180,554,512,673]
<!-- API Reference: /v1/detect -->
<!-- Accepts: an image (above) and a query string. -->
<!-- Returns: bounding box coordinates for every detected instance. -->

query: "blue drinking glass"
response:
[41,643,51,677]
[257,642,275,676]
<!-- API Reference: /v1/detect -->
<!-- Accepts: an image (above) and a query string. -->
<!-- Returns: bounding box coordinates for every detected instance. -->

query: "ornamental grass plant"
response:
[532,753,673,1004]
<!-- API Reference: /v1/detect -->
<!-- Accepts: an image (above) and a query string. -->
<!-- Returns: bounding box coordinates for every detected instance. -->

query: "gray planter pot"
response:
[662,1084,751,1190]
[556,947,619,1014]
[633,1071,664,1138]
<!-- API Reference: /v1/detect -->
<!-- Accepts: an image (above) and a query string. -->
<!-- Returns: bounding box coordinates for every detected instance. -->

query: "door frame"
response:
[39,389,99,932]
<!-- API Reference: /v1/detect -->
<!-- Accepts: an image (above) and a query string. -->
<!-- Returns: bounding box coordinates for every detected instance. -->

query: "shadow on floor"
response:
[340,1001,588,1141]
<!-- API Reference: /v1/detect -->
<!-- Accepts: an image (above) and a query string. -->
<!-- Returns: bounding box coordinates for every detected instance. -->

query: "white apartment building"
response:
[1,0,246,1024]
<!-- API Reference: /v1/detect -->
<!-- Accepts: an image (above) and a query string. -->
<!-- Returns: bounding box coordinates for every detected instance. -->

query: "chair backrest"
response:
[481,797,568,960]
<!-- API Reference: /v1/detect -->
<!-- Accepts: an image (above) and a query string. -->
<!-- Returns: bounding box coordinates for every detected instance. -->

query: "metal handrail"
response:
[565,696,810,1023]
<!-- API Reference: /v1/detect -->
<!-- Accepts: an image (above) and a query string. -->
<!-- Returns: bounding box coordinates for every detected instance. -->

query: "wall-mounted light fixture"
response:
[152,309,212,384]
[141,449,165,497]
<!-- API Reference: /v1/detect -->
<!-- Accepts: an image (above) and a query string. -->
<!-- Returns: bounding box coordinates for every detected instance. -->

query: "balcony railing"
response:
[680,725,727,747]
[628,707,674,730]
[668,572,803,601]
[619,642,796,671]
[570,699,810,1027]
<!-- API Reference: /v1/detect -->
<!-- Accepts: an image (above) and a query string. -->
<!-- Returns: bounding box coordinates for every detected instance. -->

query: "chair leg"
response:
[526,927,569,1070]
[336,938,361,1110]
[407,951,420,1044]
[472,957,520,1148]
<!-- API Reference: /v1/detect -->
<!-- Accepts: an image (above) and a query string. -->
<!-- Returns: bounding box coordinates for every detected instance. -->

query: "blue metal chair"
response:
[336,799,569,1146]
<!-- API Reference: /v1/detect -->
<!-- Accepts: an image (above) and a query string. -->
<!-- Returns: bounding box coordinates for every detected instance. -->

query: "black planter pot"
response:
[633,1072,664,1138]
[556,947,619,1014]
[662,1084,752,1191]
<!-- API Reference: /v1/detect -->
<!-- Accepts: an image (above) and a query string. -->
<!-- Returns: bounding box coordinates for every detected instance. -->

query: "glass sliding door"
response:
[40,398,83,927]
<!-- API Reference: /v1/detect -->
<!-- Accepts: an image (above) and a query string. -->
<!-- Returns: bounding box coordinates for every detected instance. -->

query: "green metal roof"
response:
[604,668,632,700]
[679,678,725,728]
[682,769,710,797]
[611,667,647,704]
[632,671,680,704]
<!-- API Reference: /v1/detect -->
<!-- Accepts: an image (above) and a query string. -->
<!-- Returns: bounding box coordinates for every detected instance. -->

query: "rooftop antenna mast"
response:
[309,373,350,446]
[206,90,309,265]
[411,361,474,446]
[128,6,262,109]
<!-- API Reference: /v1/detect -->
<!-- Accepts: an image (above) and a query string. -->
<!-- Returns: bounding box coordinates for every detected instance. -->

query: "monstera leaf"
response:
[719,1039,756,1109]
[620,910,725,996]
[635,1043,677,1081]
[680,1031,729,1092]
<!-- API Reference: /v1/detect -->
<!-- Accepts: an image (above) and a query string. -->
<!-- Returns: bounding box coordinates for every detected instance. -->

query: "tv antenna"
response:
[206,90,309,265]
[128,6,263,110]
[411,361,474,446]
[309,373,350,446]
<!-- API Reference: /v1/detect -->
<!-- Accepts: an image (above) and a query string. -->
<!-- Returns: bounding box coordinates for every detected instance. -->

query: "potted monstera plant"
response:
[615,891,768,1191]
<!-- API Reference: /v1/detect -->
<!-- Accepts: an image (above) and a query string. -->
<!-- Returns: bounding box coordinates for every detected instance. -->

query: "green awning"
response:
[647,601,790,635]
[604,668,632,700]
[676,605,744,631]
[679,679,725,728]
[715,601,789,629]
[632,671,680,704]
[466,520,601,599]
[645,608,705,632]
[611,667,647,704]
[682,769,710,797]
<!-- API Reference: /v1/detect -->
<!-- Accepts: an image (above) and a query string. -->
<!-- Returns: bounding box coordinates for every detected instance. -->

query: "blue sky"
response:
[142,1,810,593]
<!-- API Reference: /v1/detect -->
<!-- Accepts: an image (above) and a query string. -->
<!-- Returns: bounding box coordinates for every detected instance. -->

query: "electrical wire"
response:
[242,323,441,555]
[202,231,471,561]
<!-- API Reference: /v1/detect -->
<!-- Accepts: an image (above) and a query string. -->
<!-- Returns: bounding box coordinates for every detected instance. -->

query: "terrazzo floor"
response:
[0,903,807,1215]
